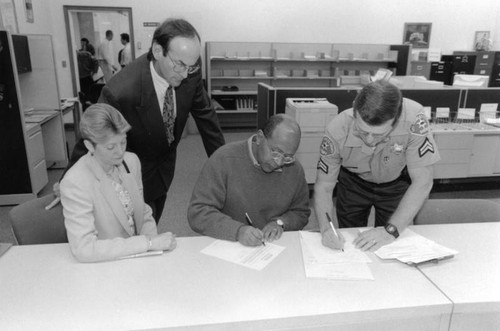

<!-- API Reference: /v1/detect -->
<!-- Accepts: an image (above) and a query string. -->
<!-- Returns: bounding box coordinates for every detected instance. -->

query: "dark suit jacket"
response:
[69,54,225,202]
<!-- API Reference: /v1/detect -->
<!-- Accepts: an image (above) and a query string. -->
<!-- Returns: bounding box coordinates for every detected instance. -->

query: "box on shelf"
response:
[223,69,238,77]
[292,69,305,77]
[239,69,254,77]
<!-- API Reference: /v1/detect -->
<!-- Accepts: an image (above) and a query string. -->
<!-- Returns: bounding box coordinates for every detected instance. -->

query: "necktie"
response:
[162,86,175,144]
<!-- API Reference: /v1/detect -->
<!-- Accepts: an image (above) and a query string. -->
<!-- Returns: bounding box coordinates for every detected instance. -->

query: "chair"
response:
[414,198,500,225]
[9,194,68,245]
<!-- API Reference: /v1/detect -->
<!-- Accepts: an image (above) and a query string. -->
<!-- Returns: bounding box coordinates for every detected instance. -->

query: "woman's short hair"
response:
[80,103,131,145]
[353,81,403,125]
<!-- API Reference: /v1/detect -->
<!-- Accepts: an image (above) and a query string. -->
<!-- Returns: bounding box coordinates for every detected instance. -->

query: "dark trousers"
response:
[336,167,411,228]
[147,194,167,225]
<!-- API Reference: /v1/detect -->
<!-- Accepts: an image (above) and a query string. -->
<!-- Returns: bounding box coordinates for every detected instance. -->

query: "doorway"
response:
[63,6,134,96]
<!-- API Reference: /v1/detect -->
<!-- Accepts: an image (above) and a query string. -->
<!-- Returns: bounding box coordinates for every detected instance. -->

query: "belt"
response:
[340,166,410,188]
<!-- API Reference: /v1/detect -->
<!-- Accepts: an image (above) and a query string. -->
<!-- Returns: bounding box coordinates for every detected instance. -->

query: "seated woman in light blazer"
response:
[60,103,176,262]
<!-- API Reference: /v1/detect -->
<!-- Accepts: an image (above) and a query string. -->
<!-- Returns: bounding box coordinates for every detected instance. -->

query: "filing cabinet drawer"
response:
[27,128,45,165]
[433,133,474,149]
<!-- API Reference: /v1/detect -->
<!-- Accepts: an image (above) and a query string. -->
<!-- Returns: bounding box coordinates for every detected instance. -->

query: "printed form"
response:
[201,240,285,270]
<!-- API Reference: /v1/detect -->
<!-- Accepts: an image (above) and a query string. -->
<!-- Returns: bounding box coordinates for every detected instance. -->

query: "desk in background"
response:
[61,98,82,141]
[412,223,500,331]
[0,231,451,331]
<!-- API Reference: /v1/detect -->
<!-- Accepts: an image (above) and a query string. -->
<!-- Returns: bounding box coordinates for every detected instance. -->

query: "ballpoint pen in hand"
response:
[245,212,265,246]
[45,197,61,210]
[326,212,344,252]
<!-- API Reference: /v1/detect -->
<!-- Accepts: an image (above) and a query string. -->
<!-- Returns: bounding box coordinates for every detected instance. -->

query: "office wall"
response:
[10,0,500,99]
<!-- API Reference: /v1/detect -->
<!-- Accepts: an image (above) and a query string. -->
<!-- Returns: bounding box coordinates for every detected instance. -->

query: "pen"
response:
[245,212,265,246]
[326,213,343,252]
[45,197,61,210]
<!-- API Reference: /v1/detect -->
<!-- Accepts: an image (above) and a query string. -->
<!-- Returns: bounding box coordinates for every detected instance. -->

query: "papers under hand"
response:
[119,250,163,260]
[374,229,457,265]
[299,231,373,281]
[201,240,284,271]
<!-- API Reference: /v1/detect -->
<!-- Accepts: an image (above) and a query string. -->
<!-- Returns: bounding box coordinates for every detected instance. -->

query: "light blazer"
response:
[60,151,157,262]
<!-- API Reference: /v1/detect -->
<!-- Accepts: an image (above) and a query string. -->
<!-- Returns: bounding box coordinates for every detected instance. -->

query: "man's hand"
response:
[262,221,283,242]
[321,227,345,250]
[353,228,395,251]
[237,226,265,246]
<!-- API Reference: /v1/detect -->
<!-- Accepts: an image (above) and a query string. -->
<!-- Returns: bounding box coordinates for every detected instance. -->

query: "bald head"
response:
[262,114,301,153]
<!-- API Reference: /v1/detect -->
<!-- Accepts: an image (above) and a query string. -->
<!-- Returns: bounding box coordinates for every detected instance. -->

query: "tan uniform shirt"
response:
[317,98,440,184]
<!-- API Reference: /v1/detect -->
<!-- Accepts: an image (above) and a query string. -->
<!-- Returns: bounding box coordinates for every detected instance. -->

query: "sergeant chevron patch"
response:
[317,159,329,174]
[418,137,435,157]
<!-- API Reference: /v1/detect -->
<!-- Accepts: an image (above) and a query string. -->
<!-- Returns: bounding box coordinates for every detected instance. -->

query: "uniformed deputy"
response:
[313,80,440,251]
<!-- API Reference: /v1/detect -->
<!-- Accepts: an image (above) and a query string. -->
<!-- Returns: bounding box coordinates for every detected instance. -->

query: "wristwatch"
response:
[275,219,285,230]
[384,223,399,239]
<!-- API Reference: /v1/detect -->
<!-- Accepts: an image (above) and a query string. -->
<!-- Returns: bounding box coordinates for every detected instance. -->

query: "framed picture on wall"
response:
[24,0,34,23]
[474,31,491,51]
[403,23,432,49]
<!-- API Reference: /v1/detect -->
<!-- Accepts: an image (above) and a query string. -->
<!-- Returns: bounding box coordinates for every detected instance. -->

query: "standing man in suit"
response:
[65,18,225,223]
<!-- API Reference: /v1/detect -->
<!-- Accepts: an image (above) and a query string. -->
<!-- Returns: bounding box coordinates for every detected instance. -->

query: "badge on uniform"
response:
[319,136,335,156]
[317,159,329,174]
[410,113,430,136]
[418,137,435,157]
[390,143,404,155]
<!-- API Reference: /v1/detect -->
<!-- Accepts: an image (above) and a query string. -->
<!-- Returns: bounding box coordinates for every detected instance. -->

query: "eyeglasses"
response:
[167,52,200,74]
[352,120,393,142]
[268,145,295,165]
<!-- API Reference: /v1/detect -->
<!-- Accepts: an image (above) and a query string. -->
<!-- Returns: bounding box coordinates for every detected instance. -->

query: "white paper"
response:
[479,103,498,123]
[436,107,450,118]
[201,240,284,271]
[457,108,476,120]
[423,107,432,120]
[375,229,458,265]
[300,231,371,264]
[299,231,373,281]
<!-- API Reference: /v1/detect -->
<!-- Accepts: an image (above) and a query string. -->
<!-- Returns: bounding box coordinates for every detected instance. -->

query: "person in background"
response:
[77,49,97,96]
[79,37,95,56]
[60,104,176,263]
[64,18,225,224]
[96,30,118,83]
[314,81,440,252]
[119,33,132,68]
[188,114,310,246]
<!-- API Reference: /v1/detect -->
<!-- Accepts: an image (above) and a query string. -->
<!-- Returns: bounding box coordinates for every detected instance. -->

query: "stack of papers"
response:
[201,240,284,271]
[375,229,458,265]
[299,231,373,280]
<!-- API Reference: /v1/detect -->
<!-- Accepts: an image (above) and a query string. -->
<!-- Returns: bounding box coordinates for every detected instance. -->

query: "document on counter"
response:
[201,240,284,271]
[0,243,12,258]
[299,231,374,281]
[374,229,458,265]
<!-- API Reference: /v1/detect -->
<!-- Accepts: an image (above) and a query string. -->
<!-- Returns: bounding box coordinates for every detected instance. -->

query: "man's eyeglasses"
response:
[269,146,295,165]
[352,120,393,141]
[167,52,200,74]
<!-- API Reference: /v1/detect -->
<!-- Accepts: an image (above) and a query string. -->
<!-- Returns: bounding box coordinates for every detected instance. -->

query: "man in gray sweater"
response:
[188,114,311,246]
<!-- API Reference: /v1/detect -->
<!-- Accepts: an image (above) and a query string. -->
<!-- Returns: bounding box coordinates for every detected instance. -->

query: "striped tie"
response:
[162,86,175,144]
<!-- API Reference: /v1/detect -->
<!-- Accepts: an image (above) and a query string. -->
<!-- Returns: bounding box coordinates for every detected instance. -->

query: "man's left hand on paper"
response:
[353,228,395,252]
[262,221,284,242]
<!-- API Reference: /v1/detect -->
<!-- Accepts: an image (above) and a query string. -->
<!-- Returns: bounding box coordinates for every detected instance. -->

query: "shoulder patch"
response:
[418,137,435,157]
[319,136,336,156]
[410,113,430,136]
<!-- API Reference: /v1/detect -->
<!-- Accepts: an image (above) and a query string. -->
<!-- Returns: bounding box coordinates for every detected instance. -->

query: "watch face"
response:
[276,219,284,227]
[385,224,399,238]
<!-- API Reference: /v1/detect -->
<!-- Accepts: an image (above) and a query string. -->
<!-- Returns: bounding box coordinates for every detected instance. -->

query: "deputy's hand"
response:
[237,225,265,246]
[53,182,61,198]
[151,232,177,251]
[353,228,395,252]
[321,227,345,250]
[262,221,284,242]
